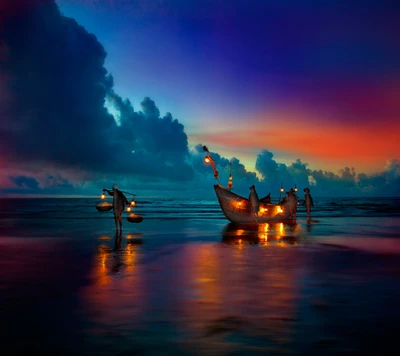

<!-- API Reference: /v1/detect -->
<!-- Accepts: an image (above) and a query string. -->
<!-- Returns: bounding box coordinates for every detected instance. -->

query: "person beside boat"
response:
[303,187,314,221]
[249,185,260,217]
[287,188,297,220]
[103,184,129,232]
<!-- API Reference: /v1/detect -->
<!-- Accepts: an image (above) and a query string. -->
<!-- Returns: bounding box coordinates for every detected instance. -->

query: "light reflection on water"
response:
[1,222,399,355]
[221,222,301,246]
[76,225,306,354]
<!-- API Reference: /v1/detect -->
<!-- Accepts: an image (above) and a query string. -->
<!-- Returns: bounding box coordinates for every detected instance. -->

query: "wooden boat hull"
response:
[214,184,291,224]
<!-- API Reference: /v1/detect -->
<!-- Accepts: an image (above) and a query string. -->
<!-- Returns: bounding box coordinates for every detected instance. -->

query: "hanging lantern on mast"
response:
[228,160,233,190]
[203,146,219,183]
[228,174,233,189]
[278,183,284,204]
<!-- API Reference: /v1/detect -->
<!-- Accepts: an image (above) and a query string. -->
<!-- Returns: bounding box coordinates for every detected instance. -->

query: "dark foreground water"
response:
[0,197,400,355]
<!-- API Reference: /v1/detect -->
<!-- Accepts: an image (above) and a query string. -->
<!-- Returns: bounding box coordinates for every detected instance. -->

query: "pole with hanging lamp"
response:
[126,193,143,223]
[279,183,284,204]
[96,190,113,212]
[203,145,220,184]
[227,160,233,190]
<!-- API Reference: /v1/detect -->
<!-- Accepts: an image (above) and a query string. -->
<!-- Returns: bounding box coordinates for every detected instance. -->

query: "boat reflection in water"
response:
[221,222,300,246]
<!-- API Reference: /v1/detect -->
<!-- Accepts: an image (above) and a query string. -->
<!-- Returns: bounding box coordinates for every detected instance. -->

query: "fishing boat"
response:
[202,145,293,224]
[214,184,291,224]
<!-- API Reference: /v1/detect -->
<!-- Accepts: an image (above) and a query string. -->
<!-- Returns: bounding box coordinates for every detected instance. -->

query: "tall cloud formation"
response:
[0,0,193,186]
[0,0,399,197]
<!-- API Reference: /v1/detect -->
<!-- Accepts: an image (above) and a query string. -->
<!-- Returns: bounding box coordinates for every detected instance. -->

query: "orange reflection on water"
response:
[78,227,304,353]
[173,237,303,352]
[79,234,145,331]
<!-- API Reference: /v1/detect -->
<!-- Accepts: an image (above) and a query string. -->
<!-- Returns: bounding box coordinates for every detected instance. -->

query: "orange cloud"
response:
[189,107,399,174]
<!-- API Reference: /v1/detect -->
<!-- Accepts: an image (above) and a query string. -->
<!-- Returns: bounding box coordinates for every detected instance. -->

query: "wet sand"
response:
[1,219,400,355]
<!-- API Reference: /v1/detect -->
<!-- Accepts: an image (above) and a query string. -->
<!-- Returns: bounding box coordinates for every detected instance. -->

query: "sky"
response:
[0,0,399,198]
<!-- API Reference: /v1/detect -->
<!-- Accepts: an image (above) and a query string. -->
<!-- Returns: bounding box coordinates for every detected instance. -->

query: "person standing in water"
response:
[287,188,297,220]
[249,185,260,217]
[103,184,129,232]
[303,187,314,221]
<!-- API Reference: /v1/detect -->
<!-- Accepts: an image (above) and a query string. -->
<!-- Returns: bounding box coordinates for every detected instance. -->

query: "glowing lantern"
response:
[280,187,284,193]
[204,157,210,164]
[228,174,233,189]
[277,206,283,214]
[294,184,298,192]
[130,199,136,207]
[126,206,131,213]
[228,160,233,190]
[96,191,112,212]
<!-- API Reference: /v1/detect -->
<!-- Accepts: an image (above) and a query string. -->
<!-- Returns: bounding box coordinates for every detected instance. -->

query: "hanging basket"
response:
[96,201,113,212]
[127,213,143,223]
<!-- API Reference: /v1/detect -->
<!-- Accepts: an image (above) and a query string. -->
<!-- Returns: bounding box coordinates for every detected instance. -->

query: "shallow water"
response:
[0,198,400,354]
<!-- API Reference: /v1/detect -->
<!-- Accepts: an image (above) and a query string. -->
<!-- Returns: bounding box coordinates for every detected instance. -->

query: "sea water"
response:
[0,196,399,355]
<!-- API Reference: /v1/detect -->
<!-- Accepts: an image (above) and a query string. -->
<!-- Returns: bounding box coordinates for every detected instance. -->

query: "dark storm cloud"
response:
[107,92,194,180]
[0,0,117,171]
[0,0,194,183]
[255,150,291,186]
